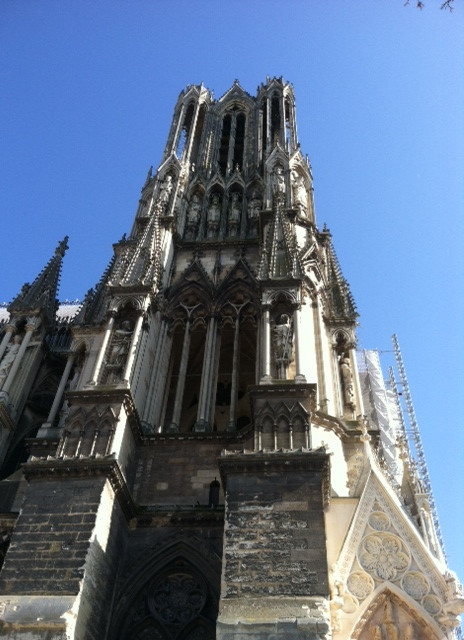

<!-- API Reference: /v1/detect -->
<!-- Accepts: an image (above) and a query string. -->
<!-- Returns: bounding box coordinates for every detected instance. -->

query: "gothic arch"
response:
[349,584,443,640]
[109,538,220,640]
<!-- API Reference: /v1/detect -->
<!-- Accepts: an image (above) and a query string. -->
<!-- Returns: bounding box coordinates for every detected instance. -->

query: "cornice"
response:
[23,456,136,520]
[218,448,331,508]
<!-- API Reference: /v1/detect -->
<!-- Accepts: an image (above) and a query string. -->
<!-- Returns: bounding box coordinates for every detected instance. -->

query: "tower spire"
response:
[8,236,69,326]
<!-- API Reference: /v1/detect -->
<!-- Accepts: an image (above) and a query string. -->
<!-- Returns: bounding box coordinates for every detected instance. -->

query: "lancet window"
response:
[217,107,247,176]
[270,94,281,147]
[284,97,293,151]
[176,102,195,159]
[160,287,257,434]
[218,114,231,175]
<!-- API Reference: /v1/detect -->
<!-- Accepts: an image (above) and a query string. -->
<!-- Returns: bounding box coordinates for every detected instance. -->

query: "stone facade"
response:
[0,78,462,639]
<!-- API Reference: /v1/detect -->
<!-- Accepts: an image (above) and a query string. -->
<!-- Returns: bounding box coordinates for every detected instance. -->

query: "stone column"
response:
[90,314,115,384]
[265,94,271,156]
[172,102,186,155]
[350,347,365,416]
[149,322,170,430]
[228,313,241,432]
[0,324,15,361]
[123,312,144,382]
[260,306,272,382]
[142,313,164,422]
[186,100,201,162]
[40,352,76,432]
[194,315,217,432]
[293,306,306,382]
[168,304,198,432]
[280,92,286,147]
[2,317,40,395]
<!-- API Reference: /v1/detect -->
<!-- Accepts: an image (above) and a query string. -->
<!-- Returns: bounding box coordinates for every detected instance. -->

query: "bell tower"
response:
[0,78,462,640]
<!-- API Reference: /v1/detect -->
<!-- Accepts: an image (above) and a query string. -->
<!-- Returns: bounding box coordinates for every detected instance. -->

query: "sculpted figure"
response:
[272,165,285,200]
[109,321,133,366]
[272,314,293,379]
[228,192,241,236]
[247,191,262,221]
[0,335,22,382]
[339,352,354,406]
[292,170,307,215]
[104,320,133,383]
[158,175,173,209]
[187,194,202,225]
[371,626,382,640]
[207,194,221,236]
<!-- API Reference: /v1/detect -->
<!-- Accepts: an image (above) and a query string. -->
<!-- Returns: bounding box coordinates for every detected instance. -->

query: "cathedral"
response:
[0,78,462,639]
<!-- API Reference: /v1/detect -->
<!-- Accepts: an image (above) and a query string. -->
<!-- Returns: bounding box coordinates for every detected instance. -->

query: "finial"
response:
[56,236,69,257]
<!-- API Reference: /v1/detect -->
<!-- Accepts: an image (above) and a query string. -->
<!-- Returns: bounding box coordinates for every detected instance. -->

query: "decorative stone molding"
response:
[401,572,430,601]
[368,511,391,532]
[358,532,411,582]
[347,571,375,600]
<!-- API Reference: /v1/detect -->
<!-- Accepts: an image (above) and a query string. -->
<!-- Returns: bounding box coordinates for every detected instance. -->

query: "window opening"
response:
[232,113,246,171]
[176,102,195,158]
[271,95,281,147]
[190,104,206,167]
[218,114,231,175]
[285,99,292,151]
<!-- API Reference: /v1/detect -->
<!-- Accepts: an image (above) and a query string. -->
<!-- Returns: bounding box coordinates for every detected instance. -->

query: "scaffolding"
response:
[391,333,447,560]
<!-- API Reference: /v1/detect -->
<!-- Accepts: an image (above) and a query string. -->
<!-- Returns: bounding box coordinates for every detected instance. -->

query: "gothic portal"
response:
[0,78,462,639]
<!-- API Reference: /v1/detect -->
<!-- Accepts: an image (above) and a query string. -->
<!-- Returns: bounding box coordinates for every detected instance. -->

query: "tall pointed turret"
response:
[8,236,68,327]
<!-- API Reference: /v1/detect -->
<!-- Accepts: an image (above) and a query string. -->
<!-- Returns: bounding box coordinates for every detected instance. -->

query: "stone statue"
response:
[339,352,354,407]
[207,194,221,237]
[187,194,201,226]
[0,335,22,382]
[105,320,133,383]
[371,626,382,640]
[292,170,307,215]
[247,192,262,221]
[228,192,241,236]
[272,165,285,201]
[404,623,417,640]
[158,175,173,210]
[272,314,293,379]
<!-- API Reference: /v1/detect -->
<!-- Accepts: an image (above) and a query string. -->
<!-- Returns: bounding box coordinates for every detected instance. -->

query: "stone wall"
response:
[217,451,331,640]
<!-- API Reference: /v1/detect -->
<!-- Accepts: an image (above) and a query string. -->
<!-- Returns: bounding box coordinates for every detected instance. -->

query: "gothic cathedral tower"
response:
[0,79,462,640]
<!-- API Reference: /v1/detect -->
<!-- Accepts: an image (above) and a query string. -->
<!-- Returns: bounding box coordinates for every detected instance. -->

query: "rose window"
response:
[148,571,207,625]
[358,533,410,581]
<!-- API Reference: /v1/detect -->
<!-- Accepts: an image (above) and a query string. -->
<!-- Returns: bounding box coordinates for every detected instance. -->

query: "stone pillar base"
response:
[0,595,74,639]
[217,597,331,640]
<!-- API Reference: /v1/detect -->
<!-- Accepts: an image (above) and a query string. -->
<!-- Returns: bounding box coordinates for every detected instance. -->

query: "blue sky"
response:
[1,1,463,580]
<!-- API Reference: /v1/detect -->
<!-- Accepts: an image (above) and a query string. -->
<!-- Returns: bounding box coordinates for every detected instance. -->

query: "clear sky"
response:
[1,1,463,582]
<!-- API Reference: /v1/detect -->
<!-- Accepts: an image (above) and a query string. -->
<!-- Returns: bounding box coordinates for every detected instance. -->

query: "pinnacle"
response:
[7,237,69,325]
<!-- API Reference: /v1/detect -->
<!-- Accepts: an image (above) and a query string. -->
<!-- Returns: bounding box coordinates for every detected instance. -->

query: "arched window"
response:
[271,94,281,146]
[232,112,246,171]
[285,98,292,151]
[176,102,195,158]
[218,114,231,175]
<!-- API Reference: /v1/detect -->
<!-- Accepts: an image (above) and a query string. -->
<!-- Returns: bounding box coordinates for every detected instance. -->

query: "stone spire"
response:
[73,253,115,326]
[325,240,357,321]
[7,236,69,326]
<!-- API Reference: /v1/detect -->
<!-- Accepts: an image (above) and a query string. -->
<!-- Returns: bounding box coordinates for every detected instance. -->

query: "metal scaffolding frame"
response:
[391,333,446,559]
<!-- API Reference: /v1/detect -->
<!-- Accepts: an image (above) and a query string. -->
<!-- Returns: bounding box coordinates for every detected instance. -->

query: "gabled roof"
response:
[217,79,254,105]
